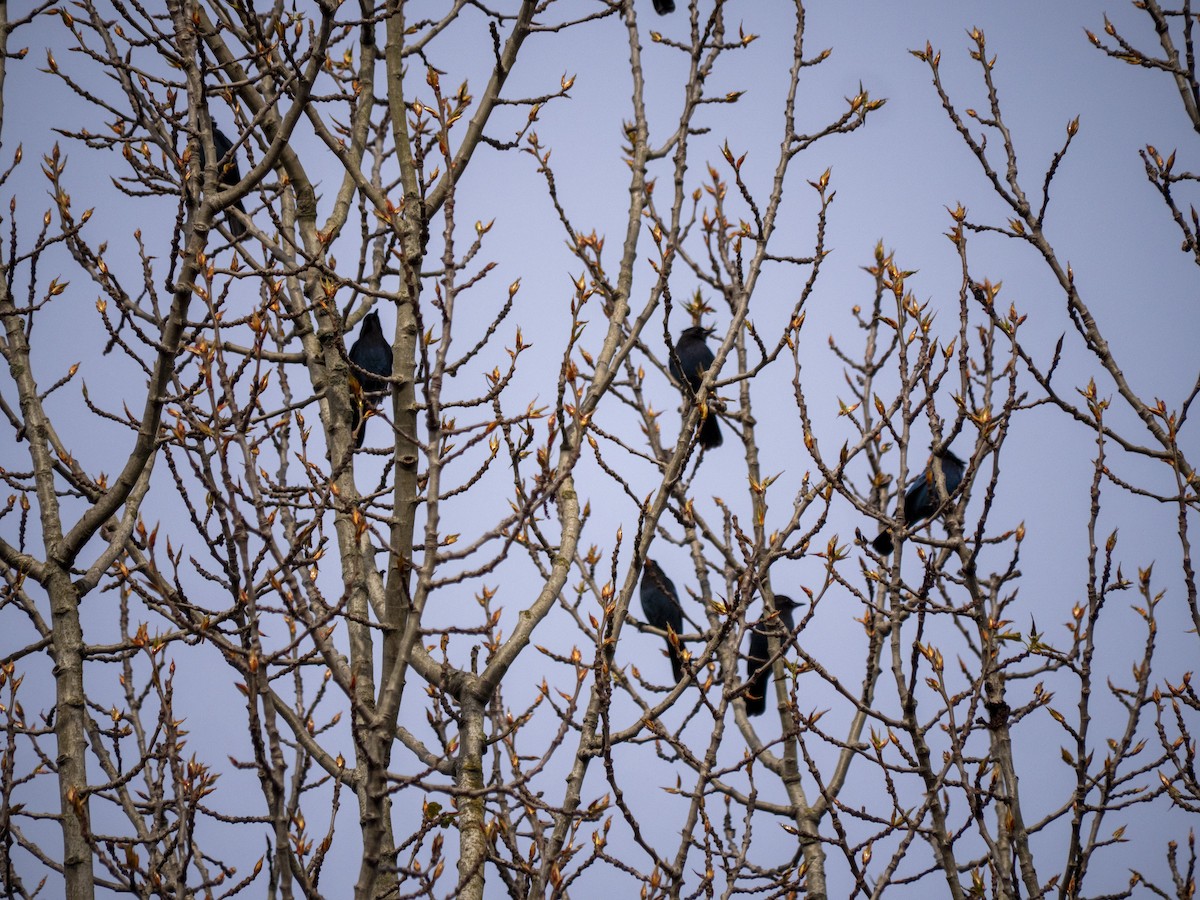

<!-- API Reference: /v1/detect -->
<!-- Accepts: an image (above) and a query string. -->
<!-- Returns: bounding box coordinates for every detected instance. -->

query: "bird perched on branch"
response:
[670,325,722,449]
[871,450,966,554]
[640,559,685,683]
[652,0,675,13]
[348,311,393,448]
[198,126,248,238]
[745,595,800,717]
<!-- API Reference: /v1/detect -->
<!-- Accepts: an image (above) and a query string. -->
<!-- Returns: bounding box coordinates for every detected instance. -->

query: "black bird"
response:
[640,559,685,683]
[670,325,722,449]
[745,595,800,717]
[871,450,966,554]
[198,126,248,238]
[652,0,675,13]
[347,311,393,448]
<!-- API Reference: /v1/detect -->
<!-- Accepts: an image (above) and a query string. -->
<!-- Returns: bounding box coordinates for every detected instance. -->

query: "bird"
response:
[347,311,393,448]
[745,594,800,717]
[639,559,685,683]
[652,0,675,12]
[871,450,966,554]
[198,126,248,238]
[670,325,722,449]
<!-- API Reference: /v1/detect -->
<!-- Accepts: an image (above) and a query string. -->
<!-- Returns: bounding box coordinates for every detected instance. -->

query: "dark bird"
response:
[347,311,393,448]
[871,450,966,554]
[652,0,675,13]
[640,559,685,683]
[745,595,800,717]
[670,325,722,449]
[198,126,248,238]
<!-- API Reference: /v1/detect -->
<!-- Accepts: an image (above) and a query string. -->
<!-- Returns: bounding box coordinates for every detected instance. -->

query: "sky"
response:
[2,0,1197,896]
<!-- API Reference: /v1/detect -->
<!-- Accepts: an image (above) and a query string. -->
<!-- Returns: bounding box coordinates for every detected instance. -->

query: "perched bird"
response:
[745,595,800,717]
[347,311,393,448]
[652,0,675,12]
[640,559,685,683]
[670,325,722,449]
[198,126,248,238]
[871,450,966,554]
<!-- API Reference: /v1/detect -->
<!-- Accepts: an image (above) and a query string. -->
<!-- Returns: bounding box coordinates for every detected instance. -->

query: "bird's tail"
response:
[668,641,684,684]
[745,670,768,716]
[349,376,367,448]
[351,404,367,449]
[699,411,722,449]
[871,531,894,555]
[227,200,248,239]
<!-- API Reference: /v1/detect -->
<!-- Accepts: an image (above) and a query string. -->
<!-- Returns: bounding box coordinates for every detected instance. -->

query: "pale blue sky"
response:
[2,1,1196,894]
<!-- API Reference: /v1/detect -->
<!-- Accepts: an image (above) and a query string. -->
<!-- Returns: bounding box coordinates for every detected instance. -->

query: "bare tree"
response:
[0,1,1196,898]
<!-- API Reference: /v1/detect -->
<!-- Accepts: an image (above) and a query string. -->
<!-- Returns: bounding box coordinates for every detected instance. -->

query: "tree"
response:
[0,1,1196,898]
